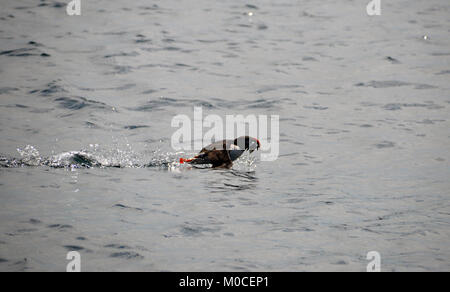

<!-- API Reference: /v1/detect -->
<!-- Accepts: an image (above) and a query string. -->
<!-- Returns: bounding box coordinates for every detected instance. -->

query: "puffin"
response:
[180,136,260,168]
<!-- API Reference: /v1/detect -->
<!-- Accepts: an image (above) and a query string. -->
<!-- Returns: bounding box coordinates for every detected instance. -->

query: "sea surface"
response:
[0,0,449,271]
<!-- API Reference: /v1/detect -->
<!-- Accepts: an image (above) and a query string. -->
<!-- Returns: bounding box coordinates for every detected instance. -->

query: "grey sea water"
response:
[0,0,449,271]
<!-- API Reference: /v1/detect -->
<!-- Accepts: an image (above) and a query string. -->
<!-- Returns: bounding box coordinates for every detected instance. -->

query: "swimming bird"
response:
[180,136,260,168]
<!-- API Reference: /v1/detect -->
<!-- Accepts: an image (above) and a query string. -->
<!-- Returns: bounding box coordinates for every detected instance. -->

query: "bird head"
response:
[233,136,261,153]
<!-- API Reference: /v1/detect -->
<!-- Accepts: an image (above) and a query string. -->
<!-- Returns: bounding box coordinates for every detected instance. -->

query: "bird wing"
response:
[188,140,232,167]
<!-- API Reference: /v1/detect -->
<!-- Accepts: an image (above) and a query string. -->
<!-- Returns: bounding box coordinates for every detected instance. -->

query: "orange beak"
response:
[180,158,193,164]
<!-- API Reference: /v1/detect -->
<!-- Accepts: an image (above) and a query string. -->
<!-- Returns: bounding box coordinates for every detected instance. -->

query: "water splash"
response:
[1,145,258,171]
[145,148,186,168]
[17,145,42,166]
[1,145,145,169]
[232,151,258,172]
